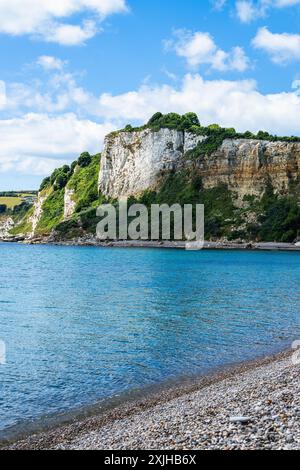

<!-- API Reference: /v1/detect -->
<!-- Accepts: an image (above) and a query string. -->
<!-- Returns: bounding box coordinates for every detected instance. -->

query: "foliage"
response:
[39,177,51,191]
[134,170,238,240]
[35,189,65,234]
[78,152,92,168]
[67,154,102,213]
[48,164,70,190]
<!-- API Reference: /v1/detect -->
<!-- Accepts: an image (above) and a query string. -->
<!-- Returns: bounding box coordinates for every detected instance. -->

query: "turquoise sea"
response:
[1,243,300,439]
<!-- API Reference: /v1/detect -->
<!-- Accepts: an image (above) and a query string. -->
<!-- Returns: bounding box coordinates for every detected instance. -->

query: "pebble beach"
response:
[4,350,300,450]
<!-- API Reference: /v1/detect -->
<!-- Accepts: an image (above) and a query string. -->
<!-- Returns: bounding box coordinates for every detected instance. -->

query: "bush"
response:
[39,177,51,192]
[54,173,68,190]
[78,152,92,168]
[147,112,163,125]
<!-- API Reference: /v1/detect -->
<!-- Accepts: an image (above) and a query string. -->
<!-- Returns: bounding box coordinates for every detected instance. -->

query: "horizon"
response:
[2,0,300,189]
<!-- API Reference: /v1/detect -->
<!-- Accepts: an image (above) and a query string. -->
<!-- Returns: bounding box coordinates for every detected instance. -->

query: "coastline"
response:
[2,237,300,252]
[3,348,300,450]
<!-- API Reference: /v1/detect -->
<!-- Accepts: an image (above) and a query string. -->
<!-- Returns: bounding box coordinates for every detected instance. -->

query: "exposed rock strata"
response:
[99,130,300,200]
[99,128,205,198]
[64,188,76,219]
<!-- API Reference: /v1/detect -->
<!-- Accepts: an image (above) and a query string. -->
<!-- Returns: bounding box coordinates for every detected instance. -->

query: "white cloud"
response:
[292,79,300,89]
[37,56,66,71]
[0,81,6,110]
[0,113,114,175]
[236,0,300,22]
[42,20,98,46]
[4,64,300,180]
[95,73,300,136]
[236,1,264,22]
[252,27,300,64]
[211,0,227,10]
[0,0,128,45]
[166,30,249,72]
[2,70,92,114]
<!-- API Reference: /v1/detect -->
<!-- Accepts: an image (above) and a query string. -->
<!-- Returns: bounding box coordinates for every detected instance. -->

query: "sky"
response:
[2,1,300,189]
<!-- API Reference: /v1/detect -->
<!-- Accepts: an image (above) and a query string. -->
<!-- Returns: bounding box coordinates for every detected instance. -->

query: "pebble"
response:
[6,353,300,450]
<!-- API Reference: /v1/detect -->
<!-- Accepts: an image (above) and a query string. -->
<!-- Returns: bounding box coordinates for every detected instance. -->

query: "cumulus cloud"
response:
[166,30,249,72]
[236,0,300,22]
[3,68,300,180]
[252,27,300,64]
[0,0,128,45]
[236,1,264,22]
[2,70,92,115]
[37,56,66,71]
[0,113,114,175]
[211,0,227,10]
[96,73,300,136]
[0,81,6,110]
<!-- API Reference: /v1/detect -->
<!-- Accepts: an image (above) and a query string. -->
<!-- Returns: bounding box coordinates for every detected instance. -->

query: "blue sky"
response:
[1,0,300,189]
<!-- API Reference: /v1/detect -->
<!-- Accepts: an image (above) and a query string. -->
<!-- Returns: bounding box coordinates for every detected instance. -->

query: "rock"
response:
[230,416,252,424]
[29,189,50,237]
[0,216,14,238]
[99,128,205,198]
[99,130,300,201]
[64,188,76,219]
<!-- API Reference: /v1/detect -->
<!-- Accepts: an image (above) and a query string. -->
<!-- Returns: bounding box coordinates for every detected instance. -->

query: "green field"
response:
[0,196,23,209]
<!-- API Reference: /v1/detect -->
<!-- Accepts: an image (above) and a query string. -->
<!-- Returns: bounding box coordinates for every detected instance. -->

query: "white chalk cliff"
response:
[99,129,300,200]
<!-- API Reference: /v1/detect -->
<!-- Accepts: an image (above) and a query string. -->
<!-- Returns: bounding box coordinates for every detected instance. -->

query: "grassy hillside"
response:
[29,153,103,238]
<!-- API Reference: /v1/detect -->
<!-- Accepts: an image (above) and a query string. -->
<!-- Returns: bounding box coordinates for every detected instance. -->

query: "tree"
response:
[78,152,92,168]
[39,176,51,192]
[0,204,7,214]
[147,112,163,125]
[181,112,200,128]
[54,173,68,190]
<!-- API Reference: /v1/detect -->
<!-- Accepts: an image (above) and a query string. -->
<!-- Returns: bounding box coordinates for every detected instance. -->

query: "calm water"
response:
[1,243,300,437]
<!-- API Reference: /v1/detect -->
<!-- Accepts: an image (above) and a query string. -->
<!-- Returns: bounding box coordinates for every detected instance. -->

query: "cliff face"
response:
[29,189,50,236]
[8,116,300,243]
[64,188,76,219]
[99,130,300,200]
[99,128,205,198]
[199,139,300,199]
[0,216,14,238]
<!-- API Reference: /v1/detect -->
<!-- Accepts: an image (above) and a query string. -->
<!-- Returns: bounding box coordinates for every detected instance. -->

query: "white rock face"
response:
[99,129,300,201]
[30,191,49,236]
[99,128,205,198]
[64,188,76,219]
[0,217,14,238]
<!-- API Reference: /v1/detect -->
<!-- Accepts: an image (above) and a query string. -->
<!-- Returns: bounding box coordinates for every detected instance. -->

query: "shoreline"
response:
[2,237,300,252]
[3,348,299,450]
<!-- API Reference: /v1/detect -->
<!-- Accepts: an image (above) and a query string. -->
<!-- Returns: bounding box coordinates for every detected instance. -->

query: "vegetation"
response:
[0,196,23,209]
[67,154,103,213]
[9,206,34,236]
[35,189,65,235]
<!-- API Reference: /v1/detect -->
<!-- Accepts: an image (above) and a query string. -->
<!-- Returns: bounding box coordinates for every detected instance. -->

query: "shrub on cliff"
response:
[39,177,51,192]
[78,152,92,168]
[54,173,68,190]
[146,112,201,133]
